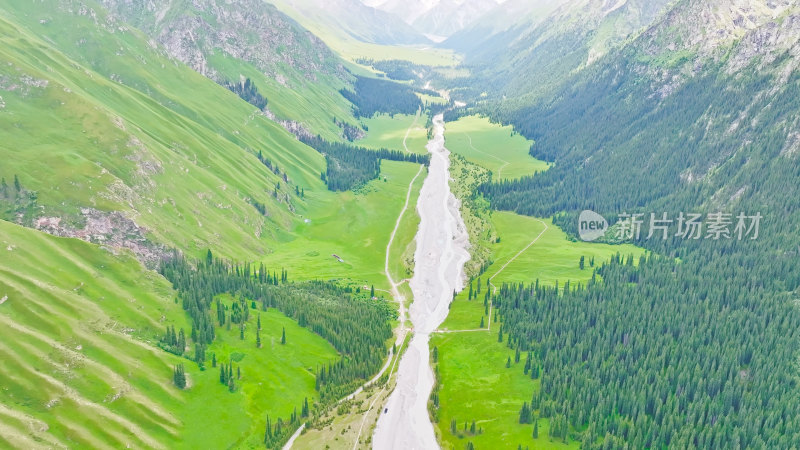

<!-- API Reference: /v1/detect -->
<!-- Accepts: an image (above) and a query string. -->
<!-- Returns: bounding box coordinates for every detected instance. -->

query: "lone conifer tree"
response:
[281,326,286,344]
[173,364,187,389]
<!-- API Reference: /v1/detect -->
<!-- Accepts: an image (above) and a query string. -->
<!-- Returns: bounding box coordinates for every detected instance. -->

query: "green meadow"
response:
[433,211,645,449]
[444,115,551,180]
[358,112,431,155]
[261,160,424,289]
[181,294,339,449]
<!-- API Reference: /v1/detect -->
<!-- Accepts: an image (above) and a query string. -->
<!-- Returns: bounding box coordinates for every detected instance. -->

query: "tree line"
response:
[300,136,428,191]
[158,250,394,404]
[491,248,800,449]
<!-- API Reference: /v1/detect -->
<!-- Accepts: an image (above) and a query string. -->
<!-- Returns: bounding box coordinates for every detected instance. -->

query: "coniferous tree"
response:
[13,175,20,192]
[264,416,273,443]
[173,364,187,389]
[177,328,186,354]
[281,327,286,345]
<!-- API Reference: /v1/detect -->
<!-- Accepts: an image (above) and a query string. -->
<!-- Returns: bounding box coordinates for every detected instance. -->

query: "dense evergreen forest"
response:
[300,136,429,191]
[158,250,394,447]
[493,248,800,448]
[340,75,422,118]
[468,30,800,449]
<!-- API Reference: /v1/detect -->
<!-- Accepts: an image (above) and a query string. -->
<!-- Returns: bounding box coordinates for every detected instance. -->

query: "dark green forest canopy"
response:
[468,32,800,448]
[340,75,423,118]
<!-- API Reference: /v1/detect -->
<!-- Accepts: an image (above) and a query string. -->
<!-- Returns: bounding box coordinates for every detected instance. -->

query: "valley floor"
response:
[373,114,470,449]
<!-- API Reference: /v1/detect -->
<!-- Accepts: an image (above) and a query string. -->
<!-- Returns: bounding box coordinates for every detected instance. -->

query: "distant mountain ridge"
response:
[365,0,503,38]
[274,0,432,45]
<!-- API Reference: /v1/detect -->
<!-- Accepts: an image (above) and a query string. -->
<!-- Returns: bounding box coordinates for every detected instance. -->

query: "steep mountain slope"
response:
[363,0,438,26]
[0,0,426,447]
[272,0,430,46]
[0,220,188,449]
[0,0,325,263]
[466,1,800,448]
[487,0,800,217]
[269,0,460,66]
[446,0,673,101]
[100,0,360,141]
[411,0,497,39]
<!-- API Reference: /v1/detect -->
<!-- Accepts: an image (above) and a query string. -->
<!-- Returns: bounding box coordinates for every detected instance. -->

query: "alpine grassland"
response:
[358,111,430,155]
[444,115,550,180]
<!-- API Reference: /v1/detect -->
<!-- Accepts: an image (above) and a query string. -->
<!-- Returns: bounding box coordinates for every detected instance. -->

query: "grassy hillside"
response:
[0,0,324,262]
[0,0,423,274]
[101,0,361,141]
[0,220,341,448]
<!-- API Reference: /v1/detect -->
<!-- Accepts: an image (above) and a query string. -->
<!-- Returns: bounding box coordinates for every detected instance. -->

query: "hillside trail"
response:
[372,114,470,450]
[465,133,510,180]
[403,107,422,153]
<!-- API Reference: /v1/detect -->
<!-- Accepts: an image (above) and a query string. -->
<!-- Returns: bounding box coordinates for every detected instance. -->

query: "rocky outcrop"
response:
[100,0,347,83]
[34,208,168,269]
